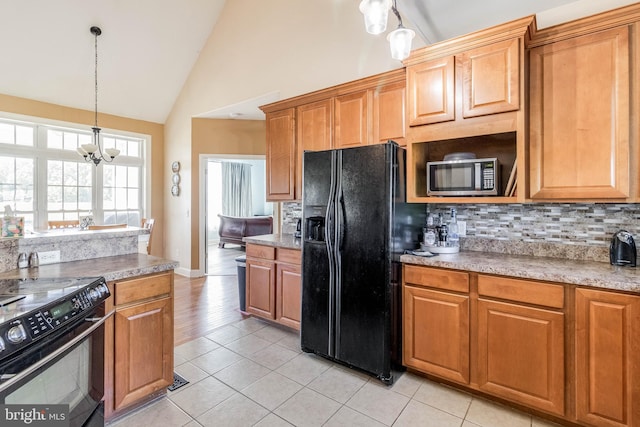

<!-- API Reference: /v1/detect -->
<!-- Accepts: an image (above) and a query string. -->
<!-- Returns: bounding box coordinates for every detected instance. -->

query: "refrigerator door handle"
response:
[338,192,346,252]
[325,151,338,358]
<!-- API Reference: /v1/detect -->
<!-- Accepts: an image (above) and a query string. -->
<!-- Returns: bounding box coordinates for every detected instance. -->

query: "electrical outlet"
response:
[39,250,61,265]
[458,221,467,237]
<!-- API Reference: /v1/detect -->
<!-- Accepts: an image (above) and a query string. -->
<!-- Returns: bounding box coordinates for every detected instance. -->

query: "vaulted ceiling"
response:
[0,0,634,124]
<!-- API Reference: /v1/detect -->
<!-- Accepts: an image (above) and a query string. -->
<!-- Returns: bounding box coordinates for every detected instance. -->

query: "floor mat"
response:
[167,372,189,391]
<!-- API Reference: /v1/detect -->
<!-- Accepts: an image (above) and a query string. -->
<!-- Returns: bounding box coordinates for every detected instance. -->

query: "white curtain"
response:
[221,162,252,217]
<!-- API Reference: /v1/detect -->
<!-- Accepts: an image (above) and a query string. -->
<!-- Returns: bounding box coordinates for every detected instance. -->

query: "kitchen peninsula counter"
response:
[0,253,178,282]
[243,233,301,250]
[401,251,640,293]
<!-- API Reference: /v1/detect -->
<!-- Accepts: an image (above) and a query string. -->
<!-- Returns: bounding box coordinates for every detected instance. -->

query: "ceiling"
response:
[0,0,635,124]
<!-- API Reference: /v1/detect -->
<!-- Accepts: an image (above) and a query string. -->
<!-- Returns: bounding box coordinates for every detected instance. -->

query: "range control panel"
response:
[0,278,110,361]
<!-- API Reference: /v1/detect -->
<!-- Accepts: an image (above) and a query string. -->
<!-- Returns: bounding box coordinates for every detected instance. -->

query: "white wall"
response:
[165,0,412,273]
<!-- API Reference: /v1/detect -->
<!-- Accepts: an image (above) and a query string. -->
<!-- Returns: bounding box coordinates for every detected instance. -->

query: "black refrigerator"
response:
[300,141,425,384]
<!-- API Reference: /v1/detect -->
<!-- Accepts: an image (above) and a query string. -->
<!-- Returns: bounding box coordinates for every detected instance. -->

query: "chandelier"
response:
[359,0,416,61]
[77,26,119,165]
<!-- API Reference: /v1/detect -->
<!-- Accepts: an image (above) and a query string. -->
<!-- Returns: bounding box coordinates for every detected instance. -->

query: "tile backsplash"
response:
[283,202,640,262]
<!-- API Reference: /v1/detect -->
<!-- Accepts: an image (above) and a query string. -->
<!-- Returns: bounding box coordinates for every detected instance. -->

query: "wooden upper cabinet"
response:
[296,99,332,200]
[266,108,295,201]
[460,38,520,118]
[575,288,640,427]
[334,90,370,148]
[373,81,406,145]
[529,26,630,200]
[407,56,455,126]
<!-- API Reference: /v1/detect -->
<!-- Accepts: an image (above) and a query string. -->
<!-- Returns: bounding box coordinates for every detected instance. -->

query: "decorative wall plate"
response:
[171,184,180,197]
[172,173,181,184]
[171,161,181,173]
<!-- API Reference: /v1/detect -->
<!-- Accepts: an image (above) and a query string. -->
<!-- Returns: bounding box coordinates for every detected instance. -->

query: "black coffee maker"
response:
[610,230,637,267]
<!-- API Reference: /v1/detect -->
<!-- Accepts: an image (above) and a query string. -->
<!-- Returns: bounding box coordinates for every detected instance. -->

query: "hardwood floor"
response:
[174,245,249,346]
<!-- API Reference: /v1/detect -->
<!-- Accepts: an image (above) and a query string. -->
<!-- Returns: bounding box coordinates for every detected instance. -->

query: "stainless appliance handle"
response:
[0,309,114,394]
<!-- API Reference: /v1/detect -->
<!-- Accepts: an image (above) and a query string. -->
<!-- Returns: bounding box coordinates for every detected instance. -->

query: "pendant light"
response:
[359,0,392,35]
[387,0,415,61]
[77,26,119,165]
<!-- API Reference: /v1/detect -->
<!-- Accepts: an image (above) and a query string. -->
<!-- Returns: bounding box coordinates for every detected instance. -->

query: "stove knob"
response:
[7,324,26,344]
[0,337,5,352]
[89,288,99,301]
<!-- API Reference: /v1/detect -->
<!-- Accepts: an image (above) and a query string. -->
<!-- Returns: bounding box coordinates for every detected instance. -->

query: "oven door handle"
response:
[0,309,114,394]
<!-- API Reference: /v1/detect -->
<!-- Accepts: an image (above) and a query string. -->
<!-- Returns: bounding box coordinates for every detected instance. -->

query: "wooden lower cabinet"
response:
[276,262,301,329]
[246,244,301,330]
[104,271,174,420]
[575,288,640,427]
[404,264,640,427]
[246,259,276,319]
[403,284,470,384]
[477,298,565,415]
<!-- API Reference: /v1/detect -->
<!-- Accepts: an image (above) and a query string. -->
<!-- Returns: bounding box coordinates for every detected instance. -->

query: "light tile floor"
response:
[108,318,562,427]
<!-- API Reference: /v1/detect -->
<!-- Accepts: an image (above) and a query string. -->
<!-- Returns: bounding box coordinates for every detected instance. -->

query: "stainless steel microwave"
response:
[427,158,499,196]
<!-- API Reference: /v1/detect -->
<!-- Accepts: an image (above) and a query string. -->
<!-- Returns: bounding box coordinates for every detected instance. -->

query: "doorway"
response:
[203,156,273,275]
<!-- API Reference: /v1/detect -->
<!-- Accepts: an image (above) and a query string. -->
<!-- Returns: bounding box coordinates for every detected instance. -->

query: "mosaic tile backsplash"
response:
[283,202,640,263]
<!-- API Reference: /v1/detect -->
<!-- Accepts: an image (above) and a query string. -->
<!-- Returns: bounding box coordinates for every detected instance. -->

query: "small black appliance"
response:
[610,230,637,267]
[294,218,302,238]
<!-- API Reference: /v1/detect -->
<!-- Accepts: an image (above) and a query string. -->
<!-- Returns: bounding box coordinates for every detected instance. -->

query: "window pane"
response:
[0,124,13,144]
[128,167,139,188]
[48,161,63,185]
[78,163,92,186]
[116,139,127,155]
[103,165,114,187]
[79,134,92,146]
[48,186,62,211]
[63,162,78,186]
[63,132,78,150]
[103,187,114,210]
[63,187,78,210]
[115,188,127,209]
[115,166,127,187]
[78,187,92,210]
[0,157,34,224]
[16,126,33,146]
[48,130,63,149]
[128,140,140,156]
[103,137,115,150]
[127,189,139,209]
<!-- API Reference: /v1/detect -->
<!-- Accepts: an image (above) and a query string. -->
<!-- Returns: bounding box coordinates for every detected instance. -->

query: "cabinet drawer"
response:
[404,265,469,293]
[478,275,564,309]
[247,244,276,260]
[115,272,172,306]
[277,248,301,264]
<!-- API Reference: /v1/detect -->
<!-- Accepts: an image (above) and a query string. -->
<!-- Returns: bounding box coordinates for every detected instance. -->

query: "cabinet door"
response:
[246,259,276,319]
[373,81,406,145]
[529,27,630,199]
[334,90,369,148]
[459,38,520,118]
[576,288,640,427]
[296,99,332,200]
[403,285,469,384]
[407,56,455,126]
[276,263,301,330]
[114,297,173,411]
[477,299,564,416]
[266,108,296,200]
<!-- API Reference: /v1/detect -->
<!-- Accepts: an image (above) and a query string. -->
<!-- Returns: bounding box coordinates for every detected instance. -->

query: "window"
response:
[0,117,147,231]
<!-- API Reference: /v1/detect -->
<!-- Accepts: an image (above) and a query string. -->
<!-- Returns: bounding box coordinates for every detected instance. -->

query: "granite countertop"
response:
[243,234,301,250]
[401,251,640,293]
[0,253,178,282]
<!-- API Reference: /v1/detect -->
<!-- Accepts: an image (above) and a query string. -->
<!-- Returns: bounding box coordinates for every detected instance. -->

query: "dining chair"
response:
[87,223,128,230]
[141,218,155,255]
[48,220,80,229]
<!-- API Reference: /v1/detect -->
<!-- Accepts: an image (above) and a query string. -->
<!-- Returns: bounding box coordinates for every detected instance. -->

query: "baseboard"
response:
[174,267,205,278]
